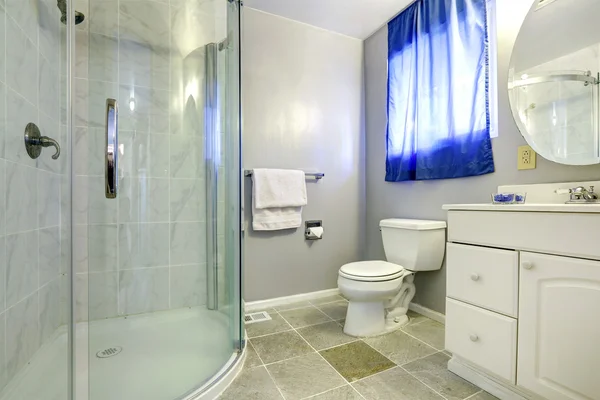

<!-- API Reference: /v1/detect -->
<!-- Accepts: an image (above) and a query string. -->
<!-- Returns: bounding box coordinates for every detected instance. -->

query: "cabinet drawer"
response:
[446,298,517,383]
[448,211,600,260]
[447,243,518,317]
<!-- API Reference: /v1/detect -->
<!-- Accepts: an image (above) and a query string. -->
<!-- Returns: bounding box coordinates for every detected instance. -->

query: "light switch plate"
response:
[518,145,536,170]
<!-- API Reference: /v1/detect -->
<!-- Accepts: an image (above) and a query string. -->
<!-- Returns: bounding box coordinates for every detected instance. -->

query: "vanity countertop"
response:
[442,203,600,213]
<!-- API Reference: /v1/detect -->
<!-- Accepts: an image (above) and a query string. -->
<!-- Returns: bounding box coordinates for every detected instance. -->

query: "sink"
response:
[443,181,600,213]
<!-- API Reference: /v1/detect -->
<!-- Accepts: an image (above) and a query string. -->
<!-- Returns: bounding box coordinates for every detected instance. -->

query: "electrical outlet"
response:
[518,145,536,170]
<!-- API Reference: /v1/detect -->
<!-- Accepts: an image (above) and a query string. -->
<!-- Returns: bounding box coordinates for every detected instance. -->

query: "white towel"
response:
[252,169,307,209]
[252,204,303,231]
[252,169,307,231]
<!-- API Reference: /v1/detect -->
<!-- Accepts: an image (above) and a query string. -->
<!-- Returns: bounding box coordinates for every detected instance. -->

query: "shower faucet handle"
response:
[24,123,61,160]
[38,136,61,160]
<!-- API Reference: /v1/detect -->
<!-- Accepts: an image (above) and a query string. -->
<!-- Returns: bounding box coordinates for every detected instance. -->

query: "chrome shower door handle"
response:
[105,99,118,199]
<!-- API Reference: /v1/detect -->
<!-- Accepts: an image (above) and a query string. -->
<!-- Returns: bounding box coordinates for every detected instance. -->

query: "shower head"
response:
[57,0,85,25]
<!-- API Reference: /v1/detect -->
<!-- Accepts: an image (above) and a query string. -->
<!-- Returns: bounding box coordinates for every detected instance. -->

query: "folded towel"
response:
[252,169,307,209]
[252,204,303,231]
[252,169,307,231]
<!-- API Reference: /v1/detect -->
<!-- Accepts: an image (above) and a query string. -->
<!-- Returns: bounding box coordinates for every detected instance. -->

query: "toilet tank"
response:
[380,219,447,271]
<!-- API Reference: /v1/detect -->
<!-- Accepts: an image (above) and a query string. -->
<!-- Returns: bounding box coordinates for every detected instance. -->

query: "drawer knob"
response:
[470,334,479,342]
[522,262,534,270]
[470,273,480,281]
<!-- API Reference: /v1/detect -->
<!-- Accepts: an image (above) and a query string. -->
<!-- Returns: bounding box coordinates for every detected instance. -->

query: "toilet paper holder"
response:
[305,220,323,241]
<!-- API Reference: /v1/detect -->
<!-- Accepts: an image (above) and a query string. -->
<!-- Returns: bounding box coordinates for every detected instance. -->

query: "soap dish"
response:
[491,193,526,204]
[514,193,527,204]
[491,193,515,204]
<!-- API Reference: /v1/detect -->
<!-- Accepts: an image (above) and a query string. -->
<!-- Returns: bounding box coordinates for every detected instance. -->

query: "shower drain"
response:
[96,346,123,358]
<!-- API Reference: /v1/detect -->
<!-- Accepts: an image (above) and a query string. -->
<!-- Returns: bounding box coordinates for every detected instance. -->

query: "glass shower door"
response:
[0,0,72,399]
[509,71,600,164]
[74,0,242,398]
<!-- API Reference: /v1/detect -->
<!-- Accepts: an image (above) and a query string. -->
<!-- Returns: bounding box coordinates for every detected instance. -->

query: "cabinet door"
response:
[518,252,600,400]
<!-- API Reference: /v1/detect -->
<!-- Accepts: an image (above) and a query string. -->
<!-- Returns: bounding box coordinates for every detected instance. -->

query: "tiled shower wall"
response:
[0,0,67,391]
[73,0,227,321]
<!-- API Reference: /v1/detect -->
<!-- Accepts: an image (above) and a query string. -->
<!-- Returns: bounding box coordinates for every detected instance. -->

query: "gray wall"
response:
[242,9,365,301]
[364,0,600,313]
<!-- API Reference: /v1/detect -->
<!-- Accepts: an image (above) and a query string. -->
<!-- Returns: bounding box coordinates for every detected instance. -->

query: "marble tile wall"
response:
[0,0,67,391]
[73,0,228,322]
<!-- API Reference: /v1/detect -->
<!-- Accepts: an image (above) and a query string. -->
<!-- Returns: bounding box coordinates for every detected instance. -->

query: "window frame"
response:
[487,0,499,138]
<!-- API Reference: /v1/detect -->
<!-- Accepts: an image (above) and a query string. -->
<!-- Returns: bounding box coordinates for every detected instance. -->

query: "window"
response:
[386,0,497,182]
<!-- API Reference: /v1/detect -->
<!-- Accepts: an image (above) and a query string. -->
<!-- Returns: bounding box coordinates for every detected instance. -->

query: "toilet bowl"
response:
[338,219,446,337]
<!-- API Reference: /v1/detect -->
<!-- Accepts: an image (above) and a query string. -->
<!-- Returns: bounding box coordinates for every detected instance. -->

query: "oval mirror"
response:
[509,0,600,165]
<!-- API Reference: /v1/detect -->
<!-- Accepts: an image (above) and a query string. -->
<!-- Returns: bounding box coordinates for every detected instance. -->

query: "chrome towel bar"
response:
[244,170,324,180]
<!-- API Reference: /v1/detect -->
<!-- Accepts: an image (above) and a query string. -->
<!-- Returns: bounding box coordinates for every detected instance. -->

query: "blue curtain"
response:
[386,0,495,181]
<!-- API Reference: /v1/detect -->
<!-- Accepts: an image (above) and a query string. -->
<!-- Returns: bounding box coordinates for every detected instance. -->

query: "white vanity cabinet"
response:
[443,206,600,400]
[518,252,600,400]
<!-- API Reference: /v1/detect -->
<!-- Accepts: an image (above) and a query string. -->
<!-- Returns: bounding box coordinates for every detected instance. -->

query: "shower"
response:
[0,0,243,399]
[56,0,85,24]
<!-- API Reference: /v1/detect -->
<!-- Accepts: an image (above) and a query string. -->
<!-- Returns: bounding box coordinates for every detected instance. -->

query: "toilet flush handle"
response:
[470,334,479,342]
[470,273,480,281]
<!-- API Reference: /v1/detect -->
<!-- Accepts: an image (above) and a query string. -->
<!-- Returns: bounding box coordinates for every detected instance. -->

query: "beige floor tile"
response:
[279,306,332,328]
[305,385,363,399]
[403,352,480,400]
[297,321,356,350]
[406,310,429,325]
[218,366,283,400]
[227,322,489,400]
[468,390,499,400]
[250,330,314,364]
[320,341,395,382]
[402,319,445,350]
[310,295,346,305]
[318,301,348,320]
[267,353,346,400]
[246,311,292,338]
[365,329,438,365]
[245,341,263,368]
[352,366,444,400]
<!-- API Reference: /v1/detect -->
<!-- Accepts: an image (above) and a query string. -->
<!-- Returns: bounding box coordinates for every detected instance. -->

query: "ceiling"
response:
[243,0,415,40]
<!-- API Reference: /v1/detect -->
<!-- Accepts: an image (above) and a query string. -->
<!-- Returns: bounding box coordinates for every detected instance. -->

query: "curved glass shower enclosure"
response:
[509,70,600,164]
[0,0,243,399]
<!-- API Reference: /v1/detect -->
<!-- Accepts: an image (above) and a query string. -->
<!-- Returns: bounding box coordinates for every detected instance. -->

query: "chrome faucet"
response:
[555,186,599,203]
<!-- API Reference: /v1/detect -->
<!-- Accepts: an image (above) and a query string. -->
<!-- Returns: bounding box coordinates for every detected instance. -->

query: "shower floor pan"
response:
[1,307,233,400]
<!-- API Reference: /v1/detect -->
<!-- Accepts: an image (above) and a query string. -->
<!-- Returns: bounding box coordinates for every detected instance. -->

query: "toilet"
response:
[338,218,446,337]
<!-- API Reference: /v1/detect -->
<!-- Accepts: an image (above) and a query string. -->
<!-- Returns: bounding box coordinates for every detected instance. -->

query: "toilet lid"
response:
[339,261,405,282]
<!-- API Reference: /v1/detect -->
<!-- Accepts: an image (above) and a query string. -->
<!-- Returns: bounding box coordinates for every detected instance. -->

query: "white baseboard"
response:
[245,290,447,326]
[409,303,446,324]
[245,288,341,312]
[448,357,535,400]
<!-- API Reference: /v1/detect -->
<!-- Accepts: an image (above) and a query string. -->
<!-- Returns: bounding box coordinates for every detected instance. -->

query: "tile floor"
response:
[220,296,498,400]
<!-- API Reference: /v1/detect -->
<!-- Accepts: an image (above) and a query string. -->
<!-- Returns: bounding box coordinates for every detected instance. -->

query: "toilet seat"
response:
[339,261,405,282]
